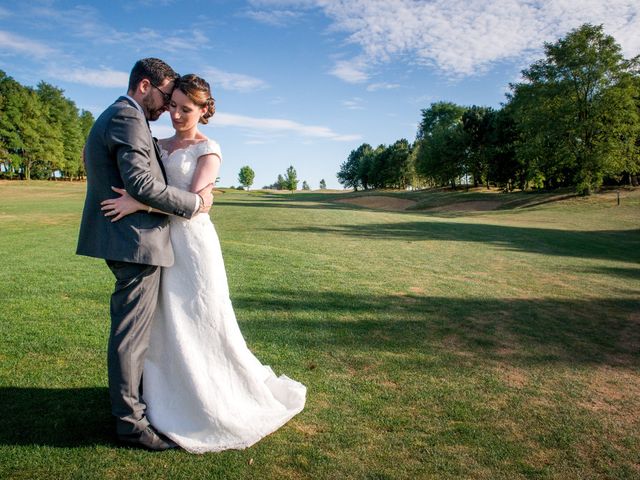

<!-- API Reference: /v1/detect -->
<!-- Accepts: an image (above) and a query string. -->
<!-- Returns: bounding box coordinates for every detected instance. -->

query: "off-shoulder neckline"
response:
[159,139,215,158]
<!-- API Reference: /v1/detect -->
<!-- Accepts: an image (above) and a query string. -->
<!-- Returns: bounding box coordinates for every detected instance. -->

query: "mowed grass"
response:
[0,181,639,479]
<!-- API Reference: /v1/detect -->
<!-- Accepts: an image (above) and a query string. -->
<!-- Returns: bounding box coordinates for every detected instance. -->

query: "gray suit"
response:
[77,96,198,435]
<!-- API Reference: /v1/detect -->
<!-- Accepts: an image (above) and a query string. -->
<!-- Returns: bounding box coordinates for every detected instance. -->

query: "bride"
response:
[101,74,306,453]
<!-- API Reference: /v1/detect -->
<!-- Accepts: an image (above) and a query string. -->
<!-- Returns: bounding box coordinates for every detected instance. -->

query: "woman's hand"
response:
[101,186,148,222]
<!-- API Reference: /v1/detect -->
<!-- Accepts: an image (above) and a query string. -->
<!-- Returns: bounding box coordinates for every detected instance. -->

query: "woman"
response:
[101,74,306,453]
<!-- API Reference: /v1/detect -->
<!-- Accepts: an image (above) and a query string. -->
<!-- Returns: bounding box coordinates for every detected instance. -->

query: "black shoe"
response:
[118,425,178,451]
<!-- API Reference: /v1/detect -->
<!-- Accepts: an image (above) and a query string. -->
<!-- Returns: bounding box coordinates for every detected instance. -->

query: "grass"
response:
[0,180,639,479]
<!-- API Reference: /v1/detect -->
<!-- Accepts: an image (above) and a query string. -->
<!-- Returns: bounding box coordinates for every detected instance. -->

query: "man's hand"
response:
[196,183,215,213]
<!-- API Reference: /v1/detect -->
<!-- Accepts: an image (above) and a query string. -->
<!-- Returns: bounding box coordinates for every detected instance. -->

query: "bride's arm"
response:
[102,151,220,222]
[190,153,221,196]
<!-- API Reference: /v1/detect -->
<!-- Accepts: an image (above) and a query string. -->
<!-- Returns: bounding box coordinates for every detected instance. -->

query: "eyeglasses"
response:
[149,81,172,105]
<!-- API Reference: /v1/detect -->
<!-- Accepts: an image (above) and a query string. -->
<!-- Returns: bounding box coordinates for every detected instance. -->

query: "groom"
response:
[77,58,212,450]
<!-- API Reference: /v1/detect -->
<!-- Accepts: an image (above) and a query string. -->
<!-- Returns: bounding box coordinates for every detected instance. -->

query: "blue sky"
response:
[1,1,639,189]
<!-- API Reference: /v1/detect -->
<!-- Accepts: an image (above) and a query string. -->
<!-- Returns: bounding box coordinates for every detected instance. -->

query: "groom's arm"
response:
[107,109,205,218]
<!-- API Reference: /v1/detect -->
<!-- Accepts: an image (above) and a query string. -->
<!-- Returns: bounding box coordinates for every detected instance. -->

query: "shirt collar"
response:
[123,94,144,114]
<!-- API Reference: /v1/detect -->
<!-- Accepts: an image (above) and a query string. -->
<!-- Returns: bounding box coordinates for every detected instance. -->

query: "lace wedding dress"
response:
[143,139,306,453]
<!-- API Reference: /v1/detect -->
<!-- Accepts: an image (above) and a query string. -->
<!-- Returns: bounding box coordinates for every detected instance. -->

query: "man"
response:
[77,58,213,450]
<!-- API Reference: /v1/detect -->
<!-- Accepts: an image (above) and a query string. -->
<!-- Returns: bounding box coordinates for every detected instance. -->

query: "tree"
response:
[337,143,373,190]
[319,178,326,189]
[277,174,286,190]
[302,180,310,190]
[509,23,640,194]
[414,102,467,188]
[416,101,466,141]
[383,139,413,188]
[462,106,495,187]
[37,82,83,179]
[77,110,94,178]
[284,165,298,191]
[486,106,521,191]
[238,165,255,190]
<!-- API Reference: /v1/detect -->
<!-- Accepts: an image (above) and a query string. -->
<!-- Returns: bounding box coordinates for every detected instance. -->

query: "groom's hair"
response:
[128,58,179,93]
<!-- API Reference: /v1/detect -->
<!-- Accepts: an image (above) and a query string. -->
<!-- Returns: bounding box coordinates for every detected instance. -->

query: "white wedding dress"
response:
[143,139,306,453]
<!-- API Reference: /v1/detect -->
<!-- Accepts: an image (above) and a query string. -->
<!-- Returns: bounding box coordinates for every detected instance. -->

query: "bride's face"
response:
[169,90,207,133]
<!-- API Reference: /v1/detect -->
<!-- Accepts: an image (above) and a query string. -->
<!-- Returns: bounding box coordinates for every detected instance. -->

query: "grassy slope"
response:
[0,181,638,479]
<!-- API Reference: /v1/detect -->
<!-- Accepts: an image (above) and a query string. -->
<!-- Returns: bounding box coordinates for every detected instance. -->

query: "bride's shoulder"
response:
[195,136,222,161]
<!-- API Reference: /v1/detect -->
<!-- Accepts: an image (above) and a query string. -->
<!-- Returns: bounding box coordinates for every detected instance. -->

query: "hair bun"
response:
[201,97,215,124]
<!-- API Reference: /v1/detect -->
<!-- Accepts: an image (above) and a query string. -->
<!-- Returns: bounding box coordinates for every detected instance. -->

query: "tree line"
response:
[0,70,94,180]
[337,24,640,195]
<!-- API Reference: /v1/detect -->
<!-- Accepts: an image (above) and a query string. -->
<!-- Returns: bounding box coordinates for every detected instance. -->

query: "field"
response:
[0,181,639,479]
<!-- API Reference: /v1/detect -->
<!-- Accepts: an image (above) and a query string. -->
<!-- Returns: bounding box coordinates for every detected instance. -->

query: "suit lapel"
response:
[116,96,168,182]
[153,137,168,181]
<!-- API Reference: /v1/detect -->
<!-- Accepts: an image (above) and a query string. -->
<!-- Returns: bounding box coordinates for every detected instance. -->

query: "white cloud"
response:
[213,112,361,141]
[342,97,364,110]
[203,67,268,93]
[367,82,400,92]
[269,0,640,79]
[0,30,56,58]
[47,66,129,88]
[329,58,369,83]
[28,5,210,54]
[244,9,302,26]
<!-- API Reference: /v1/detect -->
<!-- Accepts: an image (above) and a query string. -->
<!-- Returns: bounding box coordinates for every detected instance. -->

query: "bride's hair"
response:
[174,74,216,124]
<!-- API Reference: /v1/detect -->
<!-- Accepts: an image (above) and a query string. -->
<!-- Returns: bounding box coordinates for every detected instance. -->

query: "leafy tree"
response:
[462,106,495,187]
[486,106,521,191]
[37,82,83,179]
[277,174,286,190]
[319,178,326,189]
[509,23,640,194]
[284,165,298,191]
[415,102,466,187]
[337,143,373,190]
[238,165,255,190]
[384,139,413,188]
[302,180,310,190]
[77,110,94,178]
[416,101,466,141]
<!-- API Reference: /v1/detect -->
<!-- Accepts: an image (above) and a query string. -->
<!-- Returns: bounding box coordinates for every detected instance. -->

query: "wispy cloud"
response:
[202,67,268,93]
[342,97,364,110]
[0,6,11,18]
[329,58,369,83]
[243,9,302,27]
[267,0,640,80]
[0,30,57,58]
[367,82,400,92]
[213,112,361,141]
[46,66,129,88]
[27,5,210,53]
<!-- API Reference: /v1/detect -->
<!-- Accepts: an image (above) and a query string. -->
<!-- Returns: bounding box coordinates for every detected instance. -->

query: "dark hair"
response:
[127,58,179,93]
[174,74,216,124]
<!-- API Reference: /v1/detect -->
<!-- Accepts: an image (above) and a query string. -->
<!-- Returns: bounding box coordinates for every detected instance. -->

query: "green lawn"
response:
[1,181,639,479]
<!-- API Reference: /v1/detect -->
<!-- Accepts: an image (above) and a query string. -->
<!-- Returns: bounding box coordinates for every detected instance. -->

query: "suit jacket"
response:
[76,96,198,267]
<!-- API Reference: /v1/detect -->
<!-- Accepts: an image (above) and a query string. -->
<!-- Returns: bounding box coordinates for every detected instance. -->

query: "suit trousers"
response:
[106,260,161,435]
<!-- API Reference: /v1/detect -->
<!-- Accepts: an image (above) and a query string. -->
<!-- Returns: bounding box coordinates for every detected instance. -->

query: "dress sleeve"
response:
[197,139,222,162]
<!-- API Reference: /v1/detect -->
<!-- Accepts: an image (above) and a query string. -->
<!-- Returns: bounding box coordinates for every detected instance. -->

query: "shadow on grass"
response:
[583,266,640,280]
[268,221,640,263]
[218,190,589,215]
[0,387,114,447]
[236,290,640,368]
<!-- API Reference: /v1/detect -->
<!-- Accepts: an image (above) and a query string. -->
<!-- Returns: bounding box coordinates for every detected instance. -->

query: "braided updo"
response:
[174,74,216,124]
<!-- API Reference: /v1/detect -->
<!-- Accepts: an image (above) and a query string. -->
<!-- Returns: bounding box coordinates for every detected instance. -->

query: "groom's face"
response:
[143,78,175,122]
